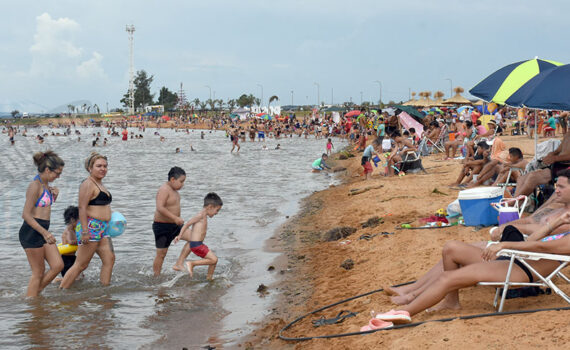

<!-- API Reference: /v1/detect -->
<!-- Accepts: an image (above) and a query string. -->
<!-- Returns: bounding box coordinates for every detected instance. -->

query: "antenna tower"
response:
[126,25,135,115]
[177,82,188,110]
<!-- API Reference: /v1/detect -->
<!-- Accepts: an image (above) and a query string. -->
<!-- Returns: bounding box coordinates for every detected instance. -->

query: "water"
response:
[0,127,345,349]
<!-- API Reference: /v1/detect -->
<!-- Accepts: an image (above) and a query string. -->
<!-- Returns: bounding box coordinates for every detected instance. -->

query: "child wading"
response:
[174,193,223,280]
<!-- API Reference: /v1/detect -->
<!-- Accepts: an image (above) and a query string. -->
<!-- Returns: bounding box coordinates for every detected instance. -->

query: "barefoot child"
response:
[153,167,190,276]
[174,193,223,280]
[326,138,334,155]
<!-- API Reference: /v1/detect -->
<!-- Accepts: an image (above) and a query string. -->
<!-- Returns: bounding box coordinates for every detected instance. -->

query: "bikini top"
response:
[33,175,53,207]
[87,179,112,206]
[541,231,570,242]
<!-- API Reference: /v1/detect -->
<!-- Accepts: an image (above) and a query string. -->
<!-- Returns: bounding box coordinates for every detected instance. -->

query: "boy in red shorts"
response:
[173,193,223,280]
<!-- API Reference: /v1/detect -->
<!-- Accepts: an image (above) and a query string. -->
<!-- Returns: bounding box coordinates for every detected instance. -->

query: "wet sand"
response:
[243,134,570,349]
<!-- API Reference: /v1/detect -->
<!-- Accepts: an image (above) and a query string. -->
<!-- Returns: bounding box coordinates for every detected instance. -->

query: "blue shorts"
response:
[258,132,265,139]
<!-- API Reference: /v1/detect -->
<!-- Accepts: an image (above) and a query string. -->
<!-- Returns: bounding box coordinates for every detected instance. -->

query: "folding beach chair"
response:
[479,249,570,312]
[427,124,447,153]
[395,150,426,174]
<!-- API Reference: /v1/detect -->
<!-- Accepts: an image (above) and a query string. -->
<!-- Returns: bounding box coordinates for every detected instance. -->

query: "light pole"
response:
[445,78,453,97]
[205,85,212,100]
[373,80,382,106]
[213,91,216,100]
[290,90,294,106]
[314,82,320,107]
[256,84,263,108]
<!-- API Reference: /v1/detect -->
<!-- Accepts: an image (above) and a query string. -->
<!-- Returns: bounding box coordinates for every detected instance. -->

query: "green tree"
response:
[268,95,279,107]
[10,110,19,117]
[121,70,155,109]
[93,104,100,114]
[198,101,207,112]
[157,86,178,111]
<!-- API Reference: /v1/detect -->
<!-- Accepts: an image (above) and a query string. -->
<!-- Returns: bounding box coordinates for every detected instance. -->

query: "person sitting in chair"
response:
[387,130,417,177]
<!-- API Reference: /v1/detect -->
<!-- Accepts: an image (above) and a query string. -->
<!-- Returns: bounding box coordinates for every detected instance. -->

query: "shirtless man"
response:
[514,131,570,197]
[152,167,190,276]
[467,147,527,188]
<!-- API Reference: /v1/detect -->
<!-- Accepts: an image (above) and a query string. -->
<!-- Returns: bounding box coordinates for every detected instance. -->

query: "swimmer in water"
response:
[174,192,223,280]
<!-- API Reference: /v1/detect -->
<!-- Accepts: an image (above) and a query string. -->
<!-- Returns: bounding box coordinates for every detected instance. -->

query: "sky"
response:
[1,0,570,112]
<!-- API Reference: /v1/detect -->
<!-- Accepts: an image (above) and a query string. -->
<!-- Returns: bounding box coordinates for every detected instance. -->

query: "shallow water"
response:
[0,126,345,349]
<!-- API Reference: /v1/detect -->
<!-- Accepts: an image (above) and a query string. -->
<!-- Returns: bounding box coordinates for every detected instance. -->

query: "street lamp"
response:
[373,80,382,106]
[204,85,212,100]
[445,78,453,98]
[314,82,320,107]
[290,90,294,106]
[213,91,216,100]
[256,84,263,108]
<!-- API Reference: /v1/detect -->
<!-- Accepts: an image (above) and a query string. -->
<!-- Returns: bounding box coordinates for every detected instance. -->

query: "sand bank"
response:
[243,135,570,349]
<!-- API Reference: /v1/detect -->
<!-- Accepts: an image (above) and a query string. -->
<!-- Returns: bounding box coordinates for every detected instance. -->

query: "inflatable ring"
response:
[58,243,78,255]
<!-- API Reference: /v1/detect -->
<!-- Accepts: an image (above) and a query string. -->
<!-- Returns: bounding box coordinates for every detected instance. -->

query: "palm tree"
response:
[93,104,100,114]
[227,99,237,112]
[216,99,224,111]
[87,105,92,114]
[268,95,279,107]
[67,104,74,114]
[207,99,216,111]
[199,102,207,112]
[193,98,200,108]
[82,103,87,113]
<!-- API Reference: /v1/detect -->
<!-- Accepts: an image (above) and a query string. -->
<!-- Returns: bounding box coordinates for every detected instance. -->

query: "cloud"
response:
[28,13,105,80]
[77,52,106,79]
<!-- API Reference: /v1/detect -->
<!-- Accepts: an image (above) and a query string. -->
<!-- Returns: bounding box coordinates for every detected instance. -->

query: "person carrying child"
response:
[173,193,223,280]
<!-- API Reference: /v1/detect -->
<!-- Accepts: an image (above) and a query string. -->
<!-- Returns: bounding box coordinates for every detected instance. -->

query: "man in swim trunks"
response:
[514,130,570,197]
[153,166,189,276]
[173,193,223,280]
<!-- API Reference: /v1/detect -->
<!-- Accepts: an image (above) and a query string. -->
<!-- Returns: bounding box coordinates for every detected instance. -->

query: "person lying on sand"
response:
[376,170,570,322]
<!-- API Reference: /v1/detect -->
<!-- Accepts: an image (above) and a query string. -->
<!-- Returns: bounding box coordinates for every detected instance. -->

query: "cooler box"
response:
[458,187,503,226]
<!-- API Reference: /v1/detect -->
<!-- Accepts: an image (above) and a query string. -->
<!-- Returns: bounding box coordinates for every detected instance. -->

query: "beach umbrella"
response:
[345,110,361,117]
[442,87,472,105]
[513,64,570,111]
[392,105,424,120]
[260,114,272,120]
[469,58,563,106]
[161,115,170,121]
[456,106,472,114]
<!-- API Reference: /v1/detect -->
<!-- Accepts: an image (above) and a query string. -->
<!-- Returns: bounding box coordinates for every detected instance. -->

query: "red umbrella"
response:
[256,112,265,117]
[345,110,361,117]
[161,115,170,121]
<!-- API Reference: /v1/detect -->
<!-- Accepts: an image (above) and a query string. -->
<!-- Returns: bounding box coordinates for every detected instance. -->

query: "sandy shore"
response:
[242,134,570,349]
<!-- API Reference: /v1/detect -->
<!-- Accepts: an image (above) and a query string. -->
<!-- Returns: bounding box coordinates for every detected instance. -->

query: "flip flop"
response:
[312,310,357,327]
[360,318,393,332]
[375,309,412,324]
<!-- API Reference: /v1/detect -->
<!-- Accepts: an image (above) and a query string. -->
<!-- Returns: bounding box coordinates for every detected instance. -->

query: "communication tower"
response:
[177,82,188,110]
[126,25,135,115]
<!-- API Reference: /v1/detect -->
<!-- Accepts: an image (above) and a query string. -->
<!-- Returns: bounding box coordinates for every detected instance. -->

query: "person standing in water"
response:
[60,152,115,289]
[20,151,65,297]
[152,167,191,276]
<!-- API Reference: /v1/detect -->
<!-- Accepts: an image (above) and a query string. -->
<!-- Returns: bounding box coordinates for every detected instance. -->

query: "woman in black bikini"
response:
[60,152,115,289]
[20,151,65,297]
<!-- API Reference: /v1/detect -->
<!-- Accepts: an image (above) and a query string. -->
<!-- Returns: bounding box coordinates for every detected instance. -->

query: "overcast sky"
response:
[1,0,569,112]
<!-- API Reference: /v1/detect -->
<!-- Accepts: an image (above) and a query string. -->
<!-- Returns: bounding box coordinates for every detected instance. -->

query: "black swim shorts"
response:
[152,222,182,249]
[61,254,76,277]
[498,225,534,283]
[19,219,49,249]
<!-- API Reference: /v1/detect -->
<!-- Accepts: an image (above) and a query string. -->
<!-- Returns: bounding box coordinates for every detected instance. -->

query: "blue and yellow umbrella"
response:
[469,58,563,106]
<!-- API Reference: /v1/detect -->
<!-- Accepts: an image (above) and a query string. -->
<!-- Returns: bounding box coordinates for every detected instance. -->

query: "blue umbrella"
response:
[520,64,570,111]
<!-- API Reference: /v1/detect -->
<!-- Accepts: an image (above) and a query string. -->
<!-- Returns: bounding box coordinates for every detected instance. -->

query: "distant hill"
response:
[49,100,93,114]
[0,100,50,113]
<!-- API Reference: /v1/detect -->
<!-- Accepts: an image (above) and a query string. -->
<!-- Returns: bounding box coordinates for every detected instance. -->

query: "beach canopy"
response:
[469,58,563,106]
[345,110,361,117]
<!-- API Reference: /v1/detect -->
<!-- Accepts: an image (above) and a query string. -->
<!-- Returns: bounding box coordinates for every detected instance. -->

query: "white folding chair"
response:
[479,249,570,312]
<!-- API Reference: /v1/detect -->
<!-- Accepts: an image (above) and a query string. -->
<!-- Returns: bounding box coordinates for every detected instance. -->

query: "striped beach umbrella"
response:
[469,58,563,106]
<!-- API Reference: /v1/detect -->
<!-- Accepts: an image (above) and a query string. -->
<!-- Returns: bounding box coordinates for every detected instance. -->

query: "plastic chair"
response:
[479,249,570,312]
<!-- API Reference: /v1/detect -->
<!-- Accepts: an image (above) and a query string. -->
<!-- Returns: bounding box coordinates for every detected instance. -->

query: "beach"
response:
[245,134,570,349]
